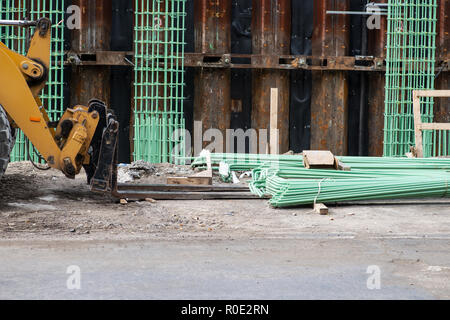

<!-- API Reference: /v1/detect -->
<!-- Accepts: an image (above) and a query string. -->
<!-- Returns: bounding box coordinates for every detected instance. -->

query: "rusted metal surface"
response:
[66,51,132,66]
[193,0,231,150]
[71,0,112,53]
[184,53,386,71]
[66,50,449,71]
[311,0,350,155]
[367,0,387,156]
[436,0,450,124]
[70,0,112,107]
[113,183,261,200]
[252,0,291,154]
[194,0,230,54]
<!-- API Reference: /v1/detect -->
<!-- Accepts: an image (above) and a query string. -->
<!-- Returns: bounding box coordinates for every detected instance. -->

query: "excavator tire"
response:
[0,105,14,180]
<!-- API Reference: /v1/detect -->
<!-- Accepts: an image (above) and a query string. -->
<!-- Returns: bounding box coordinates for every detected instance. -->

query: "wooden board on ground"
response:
[167,150,213,186]
[314,203,329,215]
[303,150,337,169]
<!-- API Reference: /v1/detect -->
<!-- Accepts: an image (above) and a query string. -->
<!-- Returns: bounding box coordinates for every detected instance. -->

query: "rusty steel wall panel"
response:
[367,0,387,156]
[251,0,291,154]
[193,0,231,150]
[70,0,112,106]
[311,0,350,155]
[62,0,447,159]
[436,0,450,124]
[289,0,313,153]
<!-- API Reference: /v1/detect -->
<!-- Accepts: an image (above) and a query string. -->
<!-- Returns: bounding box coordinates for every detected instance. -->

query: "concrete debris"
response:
[129,160,156,173]
[117,161,194,184]
[117,161,156,183]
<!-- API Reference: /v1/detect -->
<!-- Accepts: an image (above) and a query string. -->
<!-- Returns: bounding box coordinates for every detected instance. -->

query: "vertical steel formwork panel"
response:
[311,0,350,155]
[367,0,387,156]
[251,0,291,154]
[193,0,231,152]
[436,0,450,124]
[70,0,112,106]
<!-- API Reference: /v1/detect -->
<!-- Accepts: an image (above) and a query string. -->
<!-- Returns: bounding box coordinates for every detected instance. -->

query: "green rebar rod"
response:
[190,153,450,205]
[191,153,450,172]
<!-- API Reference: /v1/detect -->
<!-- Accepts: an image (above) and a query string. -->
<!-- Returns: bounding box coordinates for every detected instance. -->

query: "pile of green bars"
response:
[384,0,442,157]
[191,153,450,208]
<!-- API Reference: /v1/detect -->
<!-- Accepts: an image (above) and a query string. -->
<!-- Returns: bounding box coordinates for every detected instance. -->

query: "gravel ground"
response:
[0,162,449,242]
[1,162,450,299]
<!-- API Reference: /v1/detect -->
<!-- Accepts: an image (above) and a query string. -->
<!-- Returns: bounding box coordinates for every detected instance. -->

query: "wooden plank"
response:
[415,90,450,98]
[418,123,450,130]
[303,150,336,169]
[170,150,213,185]
[270,88,279,155]
[314,203,329,215]
[167,177,213,186]
[413,91,424,158]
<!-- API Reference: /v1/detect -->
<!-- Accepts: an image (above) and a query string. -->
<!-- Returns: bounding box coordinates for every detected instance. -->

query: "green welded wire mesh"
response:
[1,0,65,162]
[30,0,65,122]
[418,96,450,157]
[384,0,438,157]
[423,129,450,157]
[0,0,27,53]
[189,153,450,207]
[134,0,186,164]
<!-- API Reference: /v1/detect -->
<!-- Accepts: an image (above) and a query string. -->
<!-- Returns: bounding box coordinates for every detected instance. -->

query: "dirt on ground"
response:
[1,161,450,242]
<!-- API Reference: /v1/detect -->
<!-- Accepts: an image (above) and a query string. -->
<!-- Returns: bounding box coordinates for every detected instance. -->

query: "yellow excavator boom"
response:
[0,18,118,189]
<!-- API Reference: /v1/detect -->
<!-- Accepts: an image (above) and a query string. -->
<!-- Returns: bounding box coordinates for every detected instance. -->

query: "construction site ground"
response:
[1,162,449,299]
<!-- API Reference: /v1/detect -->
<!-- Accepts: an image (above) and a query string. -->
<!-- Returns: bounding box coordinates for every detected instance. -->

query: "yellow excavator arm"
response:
[0,18,119,191]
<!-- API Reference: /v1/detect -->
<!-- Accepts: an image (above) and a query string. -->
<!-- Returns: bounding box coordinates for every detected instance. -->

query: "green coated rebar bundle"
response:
[134,0,187,164]
[191,153,450,207]
[265,172,450,208]
[384,0,438,157]
[0,0,65,162]
[191,153,450,172]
